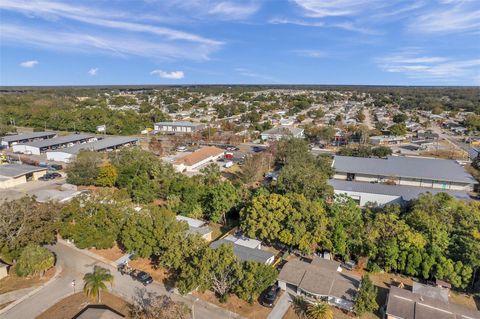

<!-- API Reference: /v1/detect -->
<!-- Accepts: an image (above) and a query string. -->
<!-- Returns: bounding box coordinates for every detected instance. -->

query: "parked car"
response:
[261,285,281,307]
[117,263,153,286]
[39,172,62,181]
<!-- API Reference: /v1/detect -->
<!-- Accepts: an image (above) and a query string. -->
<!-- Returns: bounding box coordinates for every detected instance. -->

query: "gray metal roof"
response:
[333,155,476,184]
[0,164,47,178]
[210,239,275,263]
[155,121,204,127]
[1,132,56,143]
[49,136,138,155]
[17,134,93,149]
[329,179,471,202]
[262,126,304,136]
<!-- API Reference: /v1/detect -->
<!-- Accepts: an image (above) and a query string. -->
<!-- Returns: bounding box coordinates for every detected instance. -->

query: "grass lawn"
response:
[36,291,130,319]
[0,266,55,295]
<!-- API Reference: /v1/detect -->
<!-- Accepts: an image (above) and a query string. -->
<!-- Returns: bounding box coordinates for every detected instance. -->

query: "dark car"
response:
[39,172,62,181]
[261,285,280,307]
[132,270,153,286]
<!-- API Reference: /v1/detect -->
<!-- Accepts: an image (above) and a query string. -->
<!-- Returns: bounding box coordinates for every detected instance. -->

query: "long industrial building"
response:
[1,132,57,147]
[332,155,476,191]
[46,136,138,163]
[154,121,205,133]
[12,134,94,155]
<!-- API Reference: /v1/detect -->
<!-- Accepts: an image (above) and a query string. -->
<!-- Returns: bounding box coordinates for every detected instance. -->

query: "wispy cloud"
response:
[88,68,98,76]
[410,1,480,33]
[208,1,259,20]
[234,67,279,82]
[20,60,39,68]
[268,17,325,27]
[2,24,217,61]
[150,69,185,79]
[376,49,480,82]
[294,50,326,58]
[292,0,380,18]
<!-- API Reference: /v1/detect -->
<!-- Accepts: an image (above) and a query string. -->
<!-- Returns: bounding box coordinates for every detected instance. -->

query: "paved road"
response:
[1,241,243,319]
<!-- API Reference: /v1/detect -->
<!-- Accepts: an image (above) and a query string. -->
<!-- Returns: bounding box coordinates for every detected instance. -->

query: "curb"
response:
[0,265,62,316]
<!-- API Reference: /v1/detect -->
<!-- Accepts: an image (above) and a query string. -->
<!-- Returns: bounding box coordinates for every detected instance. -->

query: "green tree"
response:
[308,302,333,319]
[290,295,309,318]
[353,274,379,316]
[389,123,407,136]
[66,150,103,185]
[16,244,55,277]
[202,181,239,224]
[235,261,278,303]
[83,266,114,303]
[95,164,118,187]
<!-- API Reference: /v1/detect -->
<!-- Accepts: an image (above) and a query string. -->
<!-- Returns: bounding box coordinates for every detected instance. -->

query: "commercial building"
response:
[46,136,138,163]
[0,164,48,189]
[261,126,304,141]
[278,258,360,311]
[210,234,275,265]
[369,135,406,145]
[1,132,57,147]
[385,285,480,319]
[173,146,224,172]
[329,180,471,207]
[154,121,205,133]
[332,155,476,191]
[12,134,94,155]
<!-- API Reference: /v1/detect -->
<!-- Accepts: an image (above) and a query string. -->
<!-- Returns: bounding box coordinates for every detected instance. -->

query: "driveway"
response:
[267,290,293,319]
[1,240,244,319]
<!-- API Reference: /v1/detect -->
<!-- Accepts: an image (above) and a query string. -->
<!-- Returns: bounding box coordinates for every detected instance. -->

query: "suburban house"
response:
[12,134,94,155]
[173,146,224,172]
[46,136,138,163]
[176,215,213,241]
[329,179,471,207]
[0,164,48,189]
[332,155,476,191]
[261,126,304,141]
[210,234,275,265]
[1,131,57,147]
[385,285,480,319]
[277,258,360,311]
[154,121,205,133]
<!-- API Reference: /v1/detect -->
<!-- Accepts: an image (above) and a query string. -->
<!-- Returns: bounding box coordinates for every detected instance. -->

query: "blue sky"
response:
[1,0,479,86]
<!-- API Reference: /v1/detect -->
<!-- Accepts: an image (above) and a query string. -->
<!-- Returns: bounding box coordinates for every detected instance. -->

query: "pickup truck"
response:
[117,264,153,286]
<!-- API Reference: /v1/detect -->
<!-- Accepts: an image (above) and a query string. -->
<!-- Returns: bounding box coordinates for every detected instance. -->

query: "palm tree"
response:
[290,294,309,318]
[307,302,333,319]
[83,266,114,303]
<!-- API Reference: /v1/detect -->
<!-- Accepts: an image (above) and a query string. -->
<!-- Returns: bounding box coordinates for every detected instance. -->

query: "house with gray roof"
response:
[261,126,304,141]
[386,286,480,319]
[210,235,275,265]
[176,215,213,241]
[12,134,94,155]
[333,155,476,191]
[0,164,48,189]
[1,132,57,147]
[278,257,360,312]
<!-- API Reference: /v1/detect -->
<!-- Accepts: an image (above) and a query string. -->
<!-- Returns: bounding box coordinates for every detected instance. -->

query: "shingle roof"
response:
[0,164,47,178]
[262,126,304,136]
[1,132,56,143]
[174,146,224,166]
[17,134,93,148]
[333,155,476,184]
[278,258,359,301]
[386,286,480,319]
[329,180,472,202]
[210,239,274,264]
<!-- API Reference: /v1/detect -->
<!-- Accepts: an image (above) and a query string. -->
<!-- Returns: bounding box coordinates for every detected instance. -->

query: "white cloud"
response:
[20,60,38,68]
[208,1,259,20]
[2,24,218,61]
[376,49,480,82]
[410,2,480,33]
[268,17,325,27]
[234,67,280,82]
[150,69,185,79]
[292,0,380,18]
[294,50,326,58]
[88,68,98,76]
[161,0,259,20]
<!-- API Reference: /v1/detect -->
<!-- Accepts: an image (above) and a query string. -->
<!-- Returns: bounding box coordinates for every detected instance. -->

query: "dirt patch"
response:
[193,290,272,319]
[127,258,171,287]
[36,291,130,319]
[449,291,479,311]
[0,266,56,295]
[88,245,125,262]
[282,304,377,319]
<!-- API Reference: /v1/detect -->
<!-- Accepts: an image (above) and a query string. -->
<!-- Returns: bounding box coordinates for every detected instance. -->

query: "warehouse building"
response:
[46,136,138,163]
[12,134,94,155]
[329,179,471,207]
[332,155,476,191]
[173,146,224,172]
[0,164,48,189]
[1,132,57,147]
[154,121,205,133]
